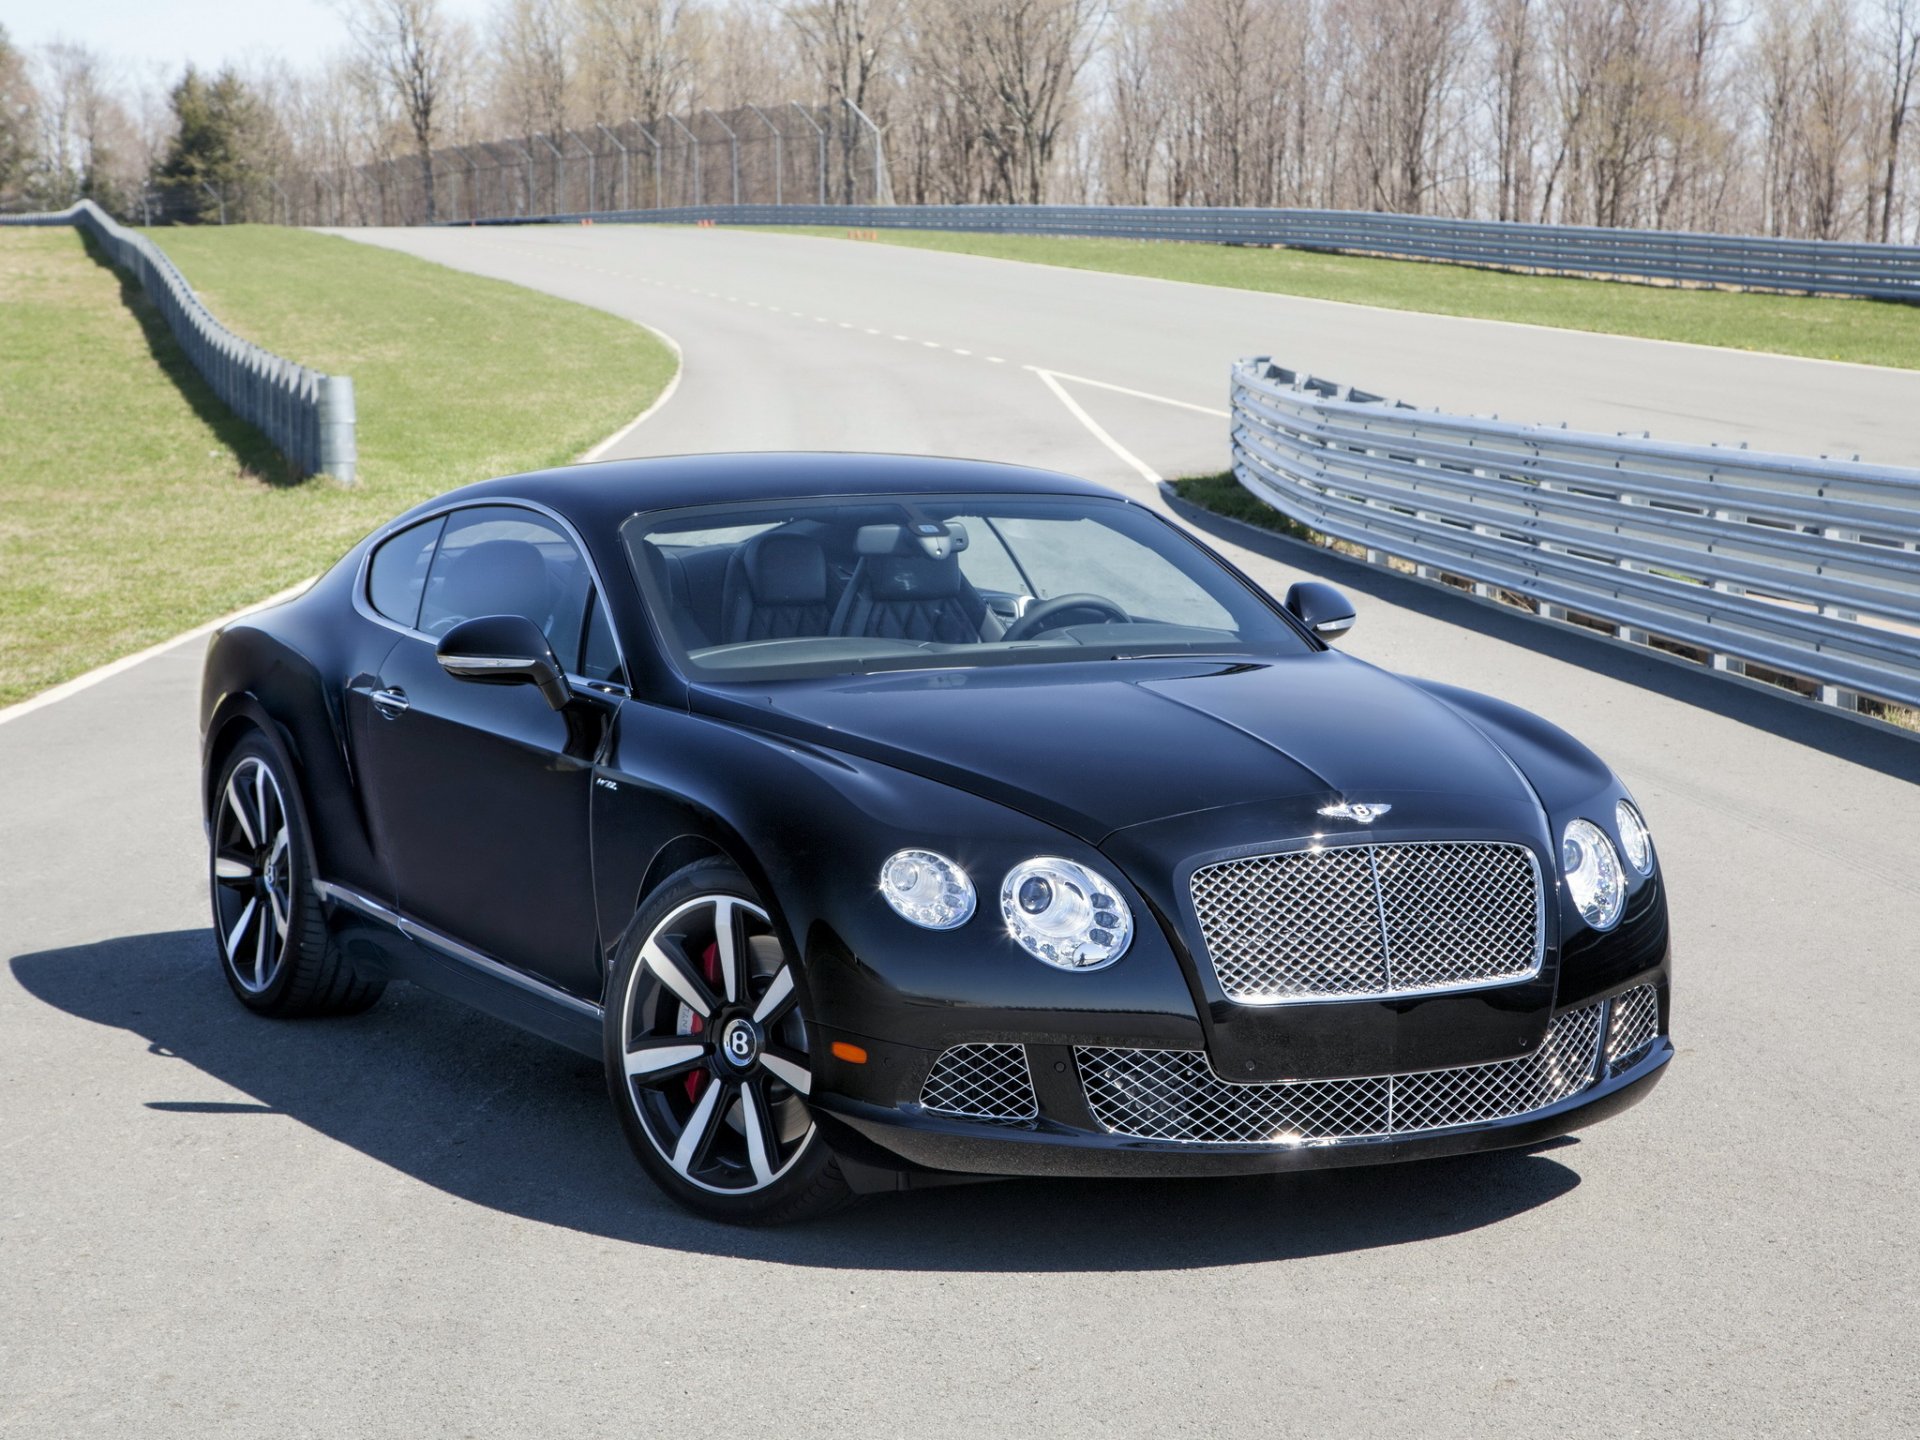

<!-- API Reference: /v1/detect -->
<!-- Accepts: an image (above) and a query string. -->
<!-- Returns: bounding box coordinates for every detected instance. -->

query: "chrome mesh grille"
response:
[1190,841,1543,1002]
[1077,1002,1603,1145]
[1605,985,1660,1072]
[920,1043,1038,1124]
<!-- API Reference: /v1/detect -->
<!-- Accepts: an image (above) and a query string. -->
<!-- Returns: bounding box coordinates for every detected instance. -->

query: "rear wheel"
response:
[208,735,383,1017]
[605,860,852,1224]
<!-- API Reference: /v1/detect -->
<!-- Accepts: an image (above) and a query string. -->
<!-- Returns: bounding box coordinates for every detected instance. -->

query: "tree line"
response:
[4,0,1918,242]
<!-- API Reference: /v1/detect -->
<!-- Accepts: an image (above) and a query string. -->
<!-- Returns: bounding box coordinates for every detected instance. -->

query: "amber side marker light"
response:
[830,1041,869,1064]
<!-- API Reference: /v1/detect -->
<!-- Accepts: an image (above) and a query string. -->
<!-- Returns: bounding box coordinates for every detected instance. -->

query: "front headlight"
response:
[1615,800,1653,875]
[1561,819,1625,930]
[879,849,976,930]
[1000,857,1133,969]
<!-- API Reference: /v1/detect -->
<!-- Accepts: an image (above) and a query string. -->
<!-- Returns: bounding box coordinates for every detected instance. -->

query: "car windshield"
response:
[620,492,1310,681]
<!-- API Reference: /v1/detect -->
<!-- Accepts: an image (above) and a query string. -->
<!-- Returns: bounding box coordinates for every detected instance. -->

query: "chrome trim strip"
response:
[351,496,632,697]
[312,879,603,1019]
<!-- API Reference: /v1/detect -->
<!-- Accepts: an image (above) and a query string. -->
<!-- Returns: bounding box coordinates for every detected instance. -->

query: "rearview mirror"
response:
[1284,582,1356,642]
[435,614,573,710]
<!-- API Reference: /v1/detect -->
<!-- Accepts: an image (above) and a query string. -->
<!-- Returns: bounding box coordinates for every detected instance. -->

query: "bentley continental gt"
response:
[199,453,1672,1222]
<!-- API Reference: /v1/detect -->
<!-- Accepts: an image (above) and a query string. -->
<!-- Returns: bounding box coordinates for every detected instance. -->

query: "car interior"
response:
[628,497,1303,679]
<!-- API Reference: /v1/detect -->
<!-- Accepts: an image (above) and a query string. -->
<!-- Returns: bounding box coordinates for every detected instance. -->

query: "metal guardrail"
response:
[476,202,1920,302]
[1227,357,1920,718]
[1,201,356,481]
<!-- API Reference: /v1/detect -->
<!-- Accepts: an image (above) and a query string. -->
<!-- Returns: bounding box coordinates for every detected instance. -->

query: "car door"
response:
[359,503,621,1001]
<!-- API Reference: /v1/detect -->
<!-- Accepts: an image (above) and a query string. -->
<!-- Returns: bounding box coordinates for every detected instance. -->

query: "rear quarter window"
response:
[366,517,445,628]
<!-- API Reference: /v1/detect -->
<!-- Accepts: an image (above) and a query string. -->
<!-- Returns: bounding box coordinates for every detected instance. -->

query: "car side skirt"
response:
[312,880,604,1058]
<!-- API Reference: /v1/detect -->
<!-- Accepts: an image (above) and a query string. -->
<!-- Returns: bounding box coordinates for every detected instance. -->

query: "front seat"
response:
[829,523,990,644]
[720,531,834,643]
[432,538,553,633]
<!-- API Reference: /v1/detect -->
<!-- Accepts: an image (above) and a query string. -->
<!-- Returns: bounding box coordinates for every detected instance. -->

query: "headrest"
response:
[443,538,550,620]
[642,542,694,607]
[866,550,964,601]
[855,521,969,560]
[742,531,828,605]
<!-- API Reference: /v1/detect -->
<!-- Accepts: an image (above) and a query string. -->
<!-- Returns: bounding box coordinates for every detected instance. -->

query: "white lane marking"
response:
[892,334,911,341]
[1031,367,1161,486]
[985,356,1006,364]
[1029,367,1230,418]
[838,322,853,328]
[952,348,971,356]
[922,340,942,349]
[865,328,881,335]
[0,578,318,728]
[575,318,686,462]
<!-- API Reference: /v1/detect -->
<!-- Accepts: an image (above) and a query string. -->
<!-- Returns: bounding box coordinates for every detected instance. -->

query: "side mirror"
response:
[435,614,573,710]
[1284,582,1356,642]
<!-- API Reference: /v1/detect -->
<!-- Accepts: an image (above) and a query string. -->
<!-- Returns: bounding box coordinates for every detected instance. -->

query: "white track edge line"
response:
[0,577,318,728]
[575,319,687,463]
[1031,367,1162,486]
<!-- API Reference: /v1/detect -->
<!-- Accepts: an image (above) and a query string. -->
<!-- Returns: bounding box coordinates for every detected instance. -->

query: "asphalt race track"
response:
[4,224,1918,1437]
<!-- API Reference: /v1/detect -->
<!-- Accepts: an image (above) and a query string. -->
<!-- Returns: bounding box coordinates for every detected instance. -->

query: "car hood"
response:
[691,652,1541,844]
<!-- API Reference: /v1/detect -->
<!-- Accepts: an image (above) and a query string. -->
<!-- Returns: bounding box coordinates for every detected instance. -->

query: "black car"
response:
[200,453,1671,1223]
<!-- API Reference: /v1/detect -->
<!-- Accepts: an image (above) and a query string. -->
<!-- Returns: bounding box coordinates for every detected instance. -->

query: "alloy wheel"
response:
[211,756,294,994]
[619,894,816,1195]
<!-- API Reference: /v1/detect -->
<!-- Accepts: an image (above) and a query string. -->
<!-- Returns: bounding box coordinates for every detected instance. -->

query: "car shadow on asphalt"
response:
[14,928,1584,1269]
[1167,495,1920,786]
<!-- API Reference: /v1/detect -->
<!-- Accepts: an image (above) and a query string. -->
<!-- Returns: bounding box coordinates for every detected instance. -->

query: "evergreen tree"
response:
[155,65,267,222]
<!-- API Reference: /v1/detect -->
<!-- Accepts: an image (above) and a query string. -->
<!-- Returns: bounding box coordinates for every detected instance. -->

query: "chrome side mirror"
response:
[1284,582,1356,643]
[435,614,573,710]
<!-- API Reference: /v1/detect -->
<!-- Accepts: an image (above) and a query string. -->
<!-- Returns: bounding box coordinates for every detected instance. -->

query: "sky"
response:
[1,0,496,81]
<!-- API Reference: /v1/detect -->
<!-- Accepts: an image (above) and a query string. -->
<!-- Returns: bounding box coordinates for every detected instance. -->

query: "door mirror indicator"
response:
[1284,582,1356,643]
[435,614,573,709]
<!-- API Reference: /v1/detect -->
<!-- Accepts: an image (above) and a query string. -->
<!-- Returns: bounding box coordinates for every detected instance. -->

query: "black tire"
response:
[207,734,384,1018]
[605,858,853,1225]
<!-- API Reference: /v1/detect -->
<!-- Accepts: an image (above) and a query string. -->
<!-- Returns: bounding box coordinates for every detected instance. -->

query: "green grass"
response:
[762,226,1920,370]
[0,225,675,706]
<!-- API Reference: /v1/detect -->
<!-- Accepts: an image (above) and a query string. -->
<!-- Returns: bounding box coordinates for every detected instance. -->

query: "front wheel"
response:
[605,860,852,1224]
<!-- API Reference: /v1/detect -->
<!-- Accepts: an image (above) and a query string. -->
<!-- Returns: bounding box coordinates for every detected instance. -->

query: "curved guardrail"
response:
[1,201,356,481]
[1228,357,1920,719]
[476,202,1920,302]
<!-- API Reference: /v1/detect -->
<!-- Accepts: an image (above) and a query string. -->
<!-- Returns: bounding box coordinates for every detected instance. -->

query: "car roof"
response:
[401,452,1127,533]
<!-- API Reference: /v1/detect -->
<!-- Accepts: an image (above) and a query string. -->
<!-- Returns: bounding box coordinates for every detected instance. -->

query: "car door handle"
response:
[370,687,410,718]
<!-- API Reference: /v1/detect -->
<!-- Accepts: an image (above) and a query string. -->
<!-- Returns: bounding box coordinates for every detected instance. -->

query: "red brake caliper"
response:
[684,939,720,1104]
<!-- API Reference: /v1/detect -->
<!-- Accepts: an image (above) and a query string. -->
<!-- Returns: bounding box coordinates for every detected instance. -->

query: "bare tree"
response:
[1097,0,1167,204]
[1483,0,1537,221]
[491,0,572,139]
[1801,0,1867,239]
[578,0,696,128]
[1870,0,1920,240]
[1346,0,1469,213]
[0,24,38,206]
[338,0,472,222]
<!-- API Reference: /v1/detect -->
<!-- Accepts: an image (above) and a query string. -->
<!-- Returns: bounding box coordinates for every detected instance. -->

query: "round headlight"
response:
[1561,819,1625,930]
[1615,800,1653,876]
[1000,857,1132,969]
[879,849,975,930]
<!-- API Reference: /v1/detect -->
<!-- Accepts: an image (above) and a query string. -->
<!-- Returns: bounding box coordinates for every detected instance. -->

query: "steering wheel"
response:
[1001,592,1131,642]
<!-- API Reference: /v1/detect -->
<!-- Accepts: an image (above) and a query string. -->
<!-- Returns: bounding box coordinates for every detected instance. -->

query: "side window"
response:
[579,591,624,684]
[366,517,445,628]
[417,506,592,672]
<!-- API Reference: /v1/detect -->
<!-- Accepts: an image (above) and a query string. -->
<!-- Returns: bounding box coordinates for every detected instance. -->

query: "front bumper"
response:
[812,985,1671,1182]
